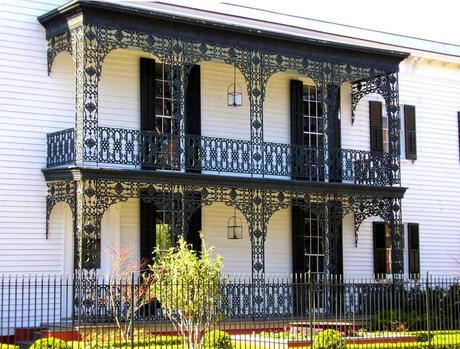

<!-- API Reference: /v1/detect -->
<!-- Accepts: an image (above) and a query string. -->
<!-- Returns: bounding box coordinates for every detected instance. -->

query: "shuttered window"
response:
[373,222,391,277]
[140,200,157,269]
[369,101,383,152]
[404,105,417,160]
[185,65,201,173]
[408,223,420,276]
[457,112,460,161]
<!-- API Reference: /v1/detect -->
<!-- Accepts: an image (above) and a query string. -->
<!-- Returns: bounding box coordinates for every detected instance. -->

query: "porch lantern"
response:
[227,66,243,107]
[227,208,243,239]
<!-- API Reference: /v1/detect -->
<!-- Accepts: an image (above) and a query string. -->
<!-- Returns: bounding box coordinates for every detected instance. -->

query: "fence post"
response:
[308,271,314,345]
[425,271,431,348]
[131,273,135,349]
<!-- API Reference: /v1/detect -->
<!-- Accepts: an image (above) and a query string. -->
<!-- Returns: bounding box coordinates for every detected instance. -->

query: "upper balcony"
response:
[39,1,408,189]
[47,127,392,186]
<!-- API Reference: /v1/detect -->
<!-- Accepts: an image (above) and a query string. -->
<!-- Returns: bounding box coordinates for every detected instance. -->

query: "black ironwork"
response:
[39,3,406,285]
[47,127,393,186]
[46,128,75,167]
[2,274,460,332]
[46,174,403,283]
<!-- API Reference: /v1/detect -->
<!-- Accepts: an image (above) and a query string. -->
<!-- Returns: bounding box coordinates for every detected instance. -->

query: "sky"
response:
[162,0,460,46]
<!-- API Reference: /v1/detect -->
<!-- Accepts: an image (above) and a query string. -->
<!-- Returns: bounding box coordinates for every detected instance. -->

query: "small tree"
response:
[148,235,224,349]
[106,245,155,342]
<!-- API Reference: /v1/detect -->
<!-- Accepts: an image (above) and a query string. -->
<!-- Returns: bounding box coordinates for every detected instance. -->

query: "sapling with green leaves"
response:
[147,234,224,349]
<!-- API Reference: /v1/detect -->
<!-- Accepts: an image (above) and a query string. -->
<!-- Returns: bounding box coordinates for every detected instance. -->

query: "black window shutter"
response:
[373,222,386,277]
[185,65,201,173]
[292,206,305,275]
[140,58,156,169]
[328,85,341,183]
[140,200,157,269]
[290,80,304,145]
[140,58,156,132]
[408,223,420,275]
[404,105,417,160]
[369,101,383,152]
[290,80,304,179]
[457,112,460,161]
[186,207,202,254]
[328,202,343,275]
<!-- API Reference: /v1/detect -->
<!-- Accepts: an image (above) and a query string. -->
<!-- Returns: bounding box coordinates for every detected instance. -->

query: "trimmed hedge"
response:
[313,330,346,349]
[203,330,232,349]
[29,339,70,349]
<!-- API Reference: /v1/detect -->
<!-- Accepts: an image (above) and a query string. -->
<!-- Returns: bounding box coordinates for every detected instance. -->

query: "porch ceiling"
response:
[38,0,409,70]
[42,166,407,198]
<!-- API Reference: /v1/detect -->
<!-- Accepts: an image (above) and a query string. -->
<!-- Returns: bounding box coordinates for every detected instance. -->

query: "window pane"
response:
[155,98,163,115]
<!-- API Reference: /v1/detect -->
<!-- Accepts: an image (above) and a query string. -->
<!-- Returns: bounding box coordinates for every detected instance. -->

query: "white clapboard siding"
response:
[0,0,74,274]
[1,0,460,277]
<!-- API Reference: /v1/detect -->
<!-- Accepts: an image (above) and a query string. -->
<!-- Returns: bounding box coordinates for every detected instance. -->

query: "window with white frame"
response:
[302,85,323,148]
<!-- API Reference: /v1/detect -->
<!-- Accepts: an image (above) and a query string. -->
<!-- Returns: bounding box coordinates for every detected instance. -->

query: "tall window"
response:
[303,209,325,275]
[369,101,389,153]
[373,222,392,276]
[155,63,174,134]
[153,63,180,169]
[302,85,323,148]
[155,209,173,251]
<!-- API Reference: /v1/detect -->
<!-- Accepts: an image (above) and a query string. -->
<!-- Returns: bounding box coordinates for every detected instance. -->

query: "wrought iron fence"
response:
[1,273,460,348]
[47,127,392,186]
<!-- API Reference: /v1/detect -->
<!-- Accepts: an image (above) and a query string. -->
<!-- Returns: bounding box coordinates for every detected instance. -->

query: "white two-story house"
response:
[1,1,459,284]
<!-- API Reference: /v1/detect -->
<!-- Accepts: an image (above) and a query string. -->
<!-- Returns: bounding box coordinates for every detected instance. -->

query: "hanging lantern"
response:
[227,66,243,107]
[227,207,243,239]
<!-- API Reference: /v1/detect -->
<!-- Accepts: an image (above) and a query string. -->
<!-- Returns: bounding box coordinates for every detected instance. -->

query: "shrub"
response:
[313,329,346,349]
[202,330,232,349]
[1,344,20,349]
[29,338,70,349]
[416,332,434,342]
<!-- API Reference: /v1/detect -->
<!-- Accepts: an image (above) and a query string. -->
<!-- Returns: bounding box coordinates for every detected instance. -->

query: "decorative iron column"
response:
[390,198,404,275]
[74,180,102,276]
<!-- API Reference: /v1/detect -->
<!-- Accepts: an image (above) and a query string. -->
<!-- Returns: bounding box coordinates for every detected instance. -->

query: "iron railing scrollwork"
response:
[47,127,392,186]
[46,128,75,167]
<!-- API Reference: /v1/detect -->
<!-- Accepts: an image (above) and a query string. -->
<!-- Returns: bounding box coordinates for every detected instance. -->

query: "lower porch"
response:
[44,167,406,279]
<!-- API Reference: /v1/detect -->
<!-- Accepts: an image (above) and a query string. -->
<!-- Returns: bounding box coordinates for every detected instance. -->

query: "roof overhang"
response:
[38,0,409,71]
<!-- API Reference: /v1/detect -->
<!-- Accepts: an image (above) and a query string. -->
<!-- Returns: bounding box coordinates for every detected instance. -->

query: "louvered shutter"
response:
[328,85,341,182]
[328,202,343,275]
[292,206,305,275]
[458,112,460,161]
[187,207,202,254]
[185,65,201,173]
[140,200,156,269]
[404,105,417,160]
[408,223,420,275]
[140,58,156,169]
[373,222,386,277]
[369,101,383,152]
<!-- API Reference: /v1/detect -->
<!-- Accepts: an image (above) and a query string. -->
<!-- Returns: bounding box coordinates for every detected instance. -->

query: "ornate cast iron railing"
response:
[46,128,75,167]
[47,127,392,186]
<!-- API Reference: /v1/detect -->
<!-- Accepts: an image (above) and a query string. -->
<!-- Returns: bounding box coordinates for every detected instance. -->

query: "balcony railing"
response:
[46,127,393,186]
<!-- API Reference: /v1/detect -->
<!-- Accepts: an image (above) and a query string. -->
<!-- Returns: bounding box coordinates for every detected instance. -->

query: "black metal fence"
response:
[1,274,459,348]
[46,127,392,186]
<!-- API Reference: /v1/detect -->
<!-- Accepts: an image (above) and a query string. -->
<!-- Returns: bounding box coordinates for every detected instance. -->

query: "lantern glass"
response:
[227,215,243,239]
[227,85,243,107]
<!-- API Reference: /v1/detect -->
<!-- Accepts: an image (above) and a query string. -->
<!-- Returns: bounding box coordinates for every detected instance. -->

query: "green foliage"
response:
[148,235,224,349]
[202,330,232,349]
[370,310,424,332]
[29,338,70,349]
[349,333,460,349]
[415,331,433,342]
[313,330,346,349]
[1,344,20,349]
